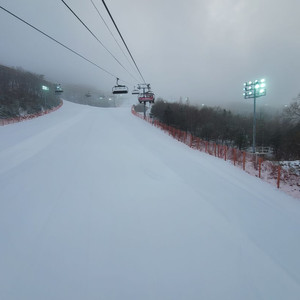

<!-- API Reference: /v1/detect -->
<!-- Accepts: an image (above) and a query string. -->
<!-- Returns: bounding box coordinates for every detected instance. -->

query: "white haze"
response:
[0,0,300,108]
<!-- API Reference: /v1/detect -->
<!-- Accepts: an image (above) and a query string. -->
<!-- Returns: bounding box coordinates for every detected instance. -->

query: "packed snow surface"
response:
[1,101,300,300]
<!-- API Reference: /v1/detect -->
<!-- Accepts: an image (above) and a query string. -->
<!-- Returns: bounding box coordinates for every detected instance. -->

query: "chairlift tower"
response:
[243,78,266,153]
[137,83,155,119]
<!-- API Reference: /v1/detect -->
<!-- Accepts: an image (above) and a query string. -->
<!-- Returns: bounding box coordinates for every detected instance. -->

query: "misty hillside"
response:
[0,64,61,118]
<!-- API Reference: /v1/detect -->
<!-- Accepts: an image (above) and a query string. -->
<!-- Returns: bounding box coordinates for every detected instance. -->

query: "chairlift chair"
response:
[112,78,128,94]
[132,86,139,95]
[55,84,63,94]
[138,92,155,104]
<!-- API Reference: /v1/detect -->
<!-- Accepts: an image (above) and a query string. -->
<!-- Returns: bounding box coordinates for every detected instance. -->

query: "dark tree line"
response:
[151,100,300,160]
[0,64,60,118]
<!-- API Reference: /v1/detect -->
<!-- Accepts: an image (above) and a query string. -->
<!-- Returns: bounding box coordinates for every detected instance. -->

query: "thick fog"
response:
[1,0,300,109]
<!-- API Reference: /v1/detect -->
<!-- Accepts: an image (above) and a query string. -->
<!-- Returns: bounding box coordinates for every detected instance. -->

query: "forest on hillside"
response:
[150,100,300,160]
[0,64,61,118]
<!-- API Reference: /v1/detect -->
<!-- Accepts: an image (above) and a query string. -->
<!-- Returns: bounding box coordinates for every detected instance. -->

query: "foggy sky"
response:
[1,0,300,108]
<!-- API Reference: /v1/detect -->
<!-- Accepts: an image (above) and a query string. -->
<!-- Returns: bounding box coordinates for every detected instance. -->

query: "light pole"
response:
[243,79,266,153]
[42,85,49,108]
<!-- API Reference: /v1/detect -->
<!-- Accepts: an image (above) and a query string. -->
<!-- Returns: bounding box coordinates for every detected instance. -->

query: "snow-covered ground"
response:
[1,100,300,300]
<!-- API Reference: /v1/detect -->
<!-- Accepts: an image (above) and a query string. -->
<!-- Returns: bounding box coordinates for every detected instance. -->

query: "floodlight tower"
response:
[243,79,266,153]
[42,85,49,108]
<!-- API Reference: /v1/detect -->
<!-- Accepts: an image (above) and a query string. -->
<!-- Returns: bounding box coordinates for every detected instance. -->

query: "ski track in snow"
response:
[0,100,300,300]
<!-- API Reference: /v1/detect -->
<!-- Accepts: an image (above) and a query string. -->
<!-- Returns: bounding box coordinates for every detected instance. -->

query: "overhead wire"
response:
[0,5,129,82]
[89,0,137,79]
[60,0,138,83]
[101,0,146,84]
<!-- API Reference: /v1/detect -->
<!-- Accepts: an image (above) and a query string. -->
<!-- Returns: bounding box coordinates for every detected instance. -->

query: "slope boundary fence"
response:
[132,107,299,198]
[0,100,63,126]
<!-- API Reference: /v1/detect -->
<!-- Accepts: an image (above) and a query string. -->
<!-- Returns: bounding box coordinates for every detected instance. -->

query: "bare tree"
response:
[284,94,300,124]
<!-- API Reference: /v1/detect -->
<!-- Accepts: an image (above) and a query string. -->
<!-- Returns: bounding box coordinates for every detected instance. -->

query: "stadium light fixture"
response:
[243,78,267,153]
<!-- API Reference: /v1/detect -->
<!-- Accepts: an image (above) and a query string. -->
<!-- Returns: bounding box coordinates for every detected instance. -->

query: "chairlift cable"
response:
[61,0,137,83]
[0,5,129,83]
[101,0,146,84]
[89,0,138,81]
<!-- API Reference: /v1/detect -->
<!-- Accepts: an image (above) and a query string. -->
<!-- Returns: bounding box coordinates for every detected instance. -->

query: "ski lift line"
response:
[0,5,118,79]
[90,0,138,81]
[60,0,138,83]
[101,0,146,84]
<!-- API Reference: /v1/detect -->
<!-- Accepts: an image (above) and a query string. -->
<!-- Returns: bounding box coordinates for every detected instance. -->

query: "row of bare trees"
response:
[0,64,60,118]
[150,99,300,160]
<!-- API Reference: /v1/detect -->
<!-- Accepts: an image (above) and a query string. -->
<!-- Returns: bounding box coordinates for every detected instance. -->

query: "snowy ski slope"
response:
[1,100,300,300]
